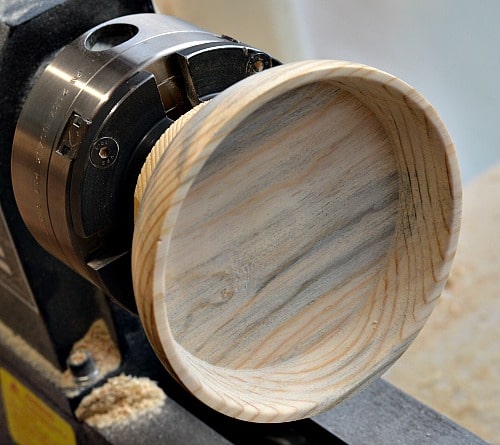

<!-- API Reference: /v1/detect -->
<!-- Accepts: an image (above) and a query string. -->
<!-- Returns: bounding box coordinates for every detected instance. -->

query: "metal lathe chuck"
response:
[11,13,277,311]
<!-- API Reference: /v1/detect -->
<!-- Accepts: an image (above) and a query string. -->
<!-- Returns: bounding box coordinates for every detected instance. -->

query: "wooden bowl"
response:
[132,60,461,422]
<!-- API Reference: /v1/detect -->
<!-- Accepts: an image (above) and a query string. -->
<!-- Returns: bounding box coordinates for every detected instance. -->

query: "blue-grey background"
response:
[294,0,499,183]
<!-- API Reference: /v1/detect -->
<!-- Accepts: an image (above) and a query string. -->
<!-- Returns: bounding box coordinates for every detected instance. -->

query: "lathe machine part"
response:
[11,13,276,311]
[134,101,208,215]
[10,12,461,423]
[132,60,461,422]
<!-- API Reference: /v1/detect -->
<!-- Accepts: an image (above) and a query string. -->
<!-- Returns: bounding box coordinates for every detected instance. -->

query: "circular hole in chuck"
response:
[85,24,138,52]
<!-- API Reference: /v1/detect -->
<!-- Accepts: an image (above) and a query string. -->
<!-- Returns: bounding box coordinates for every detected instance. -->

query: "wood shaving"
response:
[62,319,121,393]
[0,319,61,385]
[75,374,167,429]
[0,318,120,398]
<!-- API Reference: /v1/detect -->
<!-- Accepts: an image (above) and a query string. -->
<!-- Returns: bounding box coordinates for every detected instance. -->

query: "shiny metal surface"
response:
[11,13,276,307]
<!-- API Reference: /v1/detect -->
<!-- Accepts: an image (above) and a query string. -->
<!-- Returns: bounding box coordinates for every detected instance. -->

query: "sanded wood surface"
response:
[132,60,461,422]
[385,164,500,443]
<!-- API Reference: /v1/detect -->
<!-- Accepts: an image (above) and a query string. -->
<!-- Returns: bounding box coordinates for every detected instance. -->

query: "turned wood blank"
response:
[132,60,461,422]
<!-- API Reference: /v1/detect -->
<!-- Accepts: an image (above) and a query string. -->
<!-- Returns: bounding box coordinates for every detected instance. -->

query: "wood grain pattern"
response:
[384,164,500,443]
[132,60,461,422]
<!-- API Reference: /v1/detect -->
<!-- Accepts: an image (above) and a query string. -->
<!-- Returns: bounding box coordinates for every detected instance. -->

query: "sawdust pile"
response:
[75,374,167,428]
[61,319,121,394]
[71,319,120,374]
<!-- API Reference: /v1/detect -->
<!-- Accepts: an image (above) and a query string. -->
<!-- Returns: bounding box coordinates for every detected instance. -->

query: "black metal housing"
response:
[0,0,151,369]
[11,13,277,311]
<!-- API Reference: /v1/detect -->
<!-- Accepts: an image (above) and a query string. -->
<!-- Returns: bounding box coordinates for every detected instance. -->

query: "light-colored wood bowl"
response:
[132,60,461,422]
